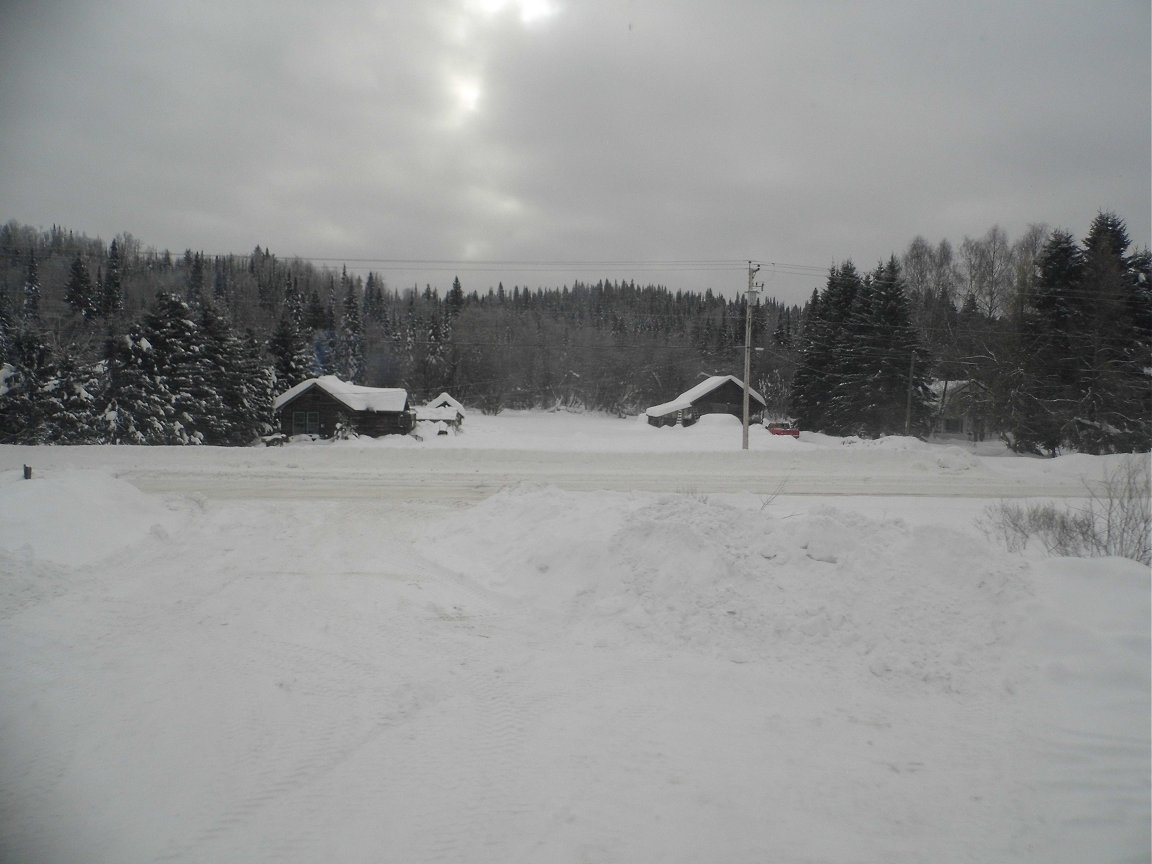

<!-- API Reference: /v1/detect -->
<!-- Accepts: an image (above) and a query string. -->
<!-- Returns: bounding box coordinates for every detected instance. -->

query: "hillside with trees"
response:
[1,213,1147,454]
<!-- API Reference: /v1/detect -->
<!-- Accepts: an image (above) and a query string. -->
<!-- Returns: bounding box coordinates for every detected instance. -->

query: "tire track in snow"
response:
[150,492,541,864]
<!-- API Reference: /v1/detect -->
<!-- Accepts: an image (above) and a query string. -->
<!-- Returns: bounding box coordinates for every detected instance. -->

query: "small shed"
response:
[928,379,992,441]
[645,375,767,428]
[274,376,413,438]
[414,392,466,430]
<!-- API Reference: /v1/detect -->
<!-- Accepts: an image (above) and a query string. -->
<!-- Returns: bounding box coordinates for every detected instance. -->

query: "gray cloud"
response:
[2,0,1148,304]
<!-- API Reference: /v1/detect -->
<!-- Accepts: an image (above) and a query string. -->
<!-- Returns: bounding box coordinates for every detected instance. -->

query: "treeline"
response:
[1,212,1147,454]
[786,212,1151,454]
[0,220,798,443]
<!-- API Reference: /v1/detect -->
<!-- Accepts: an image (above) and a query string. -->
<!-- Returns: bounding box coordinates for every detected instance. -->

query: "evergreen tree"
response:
[304,287,326,331]
[196,302,272,444]
[65,252,99,320]
[1002,215,1150,455]
[282,275,303,327]
[40,351,100,443]
[834,258,931,436]
[140,293,208,444]
[363,273,384,323]
[238,329,276,440]
[212,258,229,304]
[788,264,862,431]
[1072,213,1150,452]
[1008,230,1084,455]
[0,324,51,443]
[0,288,13,362]
[22,250,41,325]
[447,275,465,317]
[101,239,124,318]
[336,275,365,382]
[268,306,313,390]
[0,256,50,442]
[187,252,205,305]
[789,260,928,437]
[98,323,173,444]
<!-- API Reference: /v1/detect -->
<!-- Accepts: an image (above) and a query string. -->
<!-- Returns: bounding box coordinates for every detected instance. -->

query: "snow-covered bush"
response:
[983,457,1151,565]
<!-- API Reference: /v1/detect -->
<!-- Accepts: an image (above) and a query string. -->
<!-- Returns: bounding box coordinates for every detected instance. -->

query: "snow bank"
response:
[0,469,181,567]
[423,485,1031,693]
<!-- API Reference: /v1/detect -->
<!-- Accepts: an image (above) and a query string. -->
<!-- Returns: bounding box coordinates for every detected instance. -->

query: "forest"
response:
[0,212,1148,454]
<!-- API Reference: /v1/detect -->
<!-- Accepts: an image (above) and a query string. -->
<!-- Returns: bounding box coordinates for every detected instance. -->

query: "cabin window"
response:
[292,411,320,435]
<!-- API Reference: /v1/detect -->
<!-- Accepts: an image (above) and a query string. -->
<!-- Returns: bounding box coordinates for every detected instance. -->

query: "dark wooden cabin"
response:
[274,376,413,438]
[645,375,766,428]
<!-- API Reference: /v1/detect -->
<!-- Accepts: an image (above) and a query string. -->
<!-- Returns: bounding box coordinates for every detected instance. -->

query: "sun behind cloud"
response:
[439,0,559,128]
[465,0,558,27]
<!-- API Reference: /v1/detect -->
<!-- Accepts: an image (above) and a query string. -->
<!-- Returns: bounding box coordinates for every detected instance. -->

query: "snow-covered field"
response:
[1,413,1148,864]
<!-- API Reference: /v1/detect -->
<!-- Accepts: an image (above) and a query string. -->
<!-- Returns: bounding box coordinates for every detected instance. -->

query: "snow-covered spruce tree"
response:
[196,302,250,445]
[282,274,303,328]
[238,329,276,441]
[97,323,174,444]
[0,289,14,363]
[0,264,54,443]
[139,293,207,444]
[0,323,52,443]
[335,271,364,383]
[39,351,102,443]
[190,304,274,445]
[268,306,314,391]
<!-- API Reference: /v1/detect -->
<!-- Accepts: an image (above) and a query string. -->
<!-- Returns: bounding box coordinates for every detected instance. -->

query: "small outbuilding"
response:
[645,375,767,428]
[414,392,466,431]
[928,379,992,442]
[274,375,413,438]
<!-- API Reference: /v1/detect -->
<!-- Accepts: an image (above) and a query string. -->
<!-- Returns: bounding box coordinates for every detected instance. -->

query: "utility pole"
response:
[904,351,916,436]
[742,261,762,451]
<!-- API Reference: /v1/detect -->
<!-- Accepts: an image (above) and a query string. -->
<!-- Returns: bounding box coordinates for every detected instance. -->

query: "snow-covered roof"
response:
[928,379,977,408]
[928,379,971,396]
[425,392,465,415]
[274,376,408,413]
[645,375,765,417]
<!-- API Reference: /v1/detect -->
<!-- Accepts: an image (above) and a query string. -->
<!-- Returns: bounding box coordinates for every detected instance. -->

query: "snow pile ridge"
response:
[0,470,181,567]
[423,487,1031,693]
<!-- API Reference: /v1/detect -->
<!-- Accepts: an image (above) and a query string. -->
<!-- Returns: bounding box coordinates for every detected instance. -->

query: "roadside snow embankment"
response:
[423,485,1031,694]
[0,470,183,567]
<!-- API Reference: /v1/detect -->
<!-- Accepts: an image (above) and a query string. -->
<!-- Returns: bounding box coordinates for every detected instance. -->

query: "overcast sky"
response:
[2,0,1148,305]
